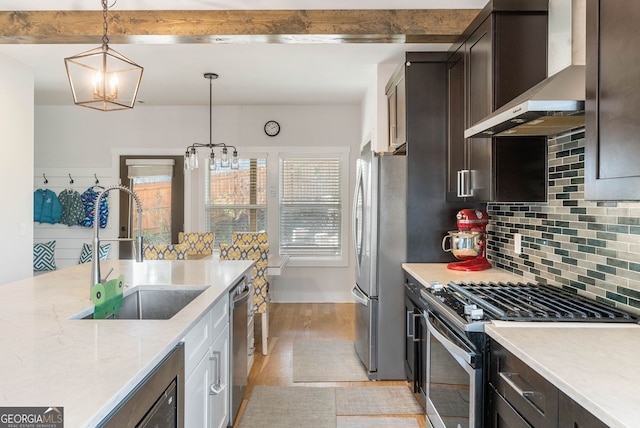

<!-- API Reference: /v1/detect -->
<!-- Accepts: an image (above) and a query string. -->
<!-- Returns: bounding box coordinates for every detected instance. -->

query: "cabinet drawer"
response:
[490,341,558,427]
[490,386,533,428]
[184,309,214,378]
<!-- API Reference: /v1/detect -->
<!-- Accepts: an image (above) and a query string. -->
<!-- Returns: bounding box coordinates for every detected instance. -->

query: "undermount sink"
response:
[72,285,209,320]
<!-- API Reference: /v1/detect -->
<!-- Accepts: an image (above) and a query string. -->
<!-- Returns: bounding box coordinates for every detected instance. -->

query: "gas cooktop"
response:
[421,281,637,331]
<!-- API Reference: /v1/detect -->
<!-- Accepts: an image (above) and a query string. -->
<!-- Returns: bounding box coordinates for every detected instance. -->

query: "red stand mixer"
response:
[442,209,492,271]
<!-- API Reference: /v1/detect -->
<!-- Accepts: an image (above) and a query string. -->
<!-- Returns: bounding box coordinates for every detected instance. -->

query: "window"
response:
[279,156,343,257]
[205,157,267,245]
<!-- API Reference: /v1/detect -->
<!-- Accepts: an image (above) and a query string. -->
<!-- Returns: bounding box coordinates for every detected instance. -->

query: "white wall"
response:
[0,54,34,284]
[34,104,362,302]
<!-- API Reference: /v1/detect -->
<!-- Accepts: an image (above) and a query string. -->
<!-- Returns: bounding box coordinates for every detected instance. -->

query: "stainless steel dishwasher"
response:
[229,276,250,426]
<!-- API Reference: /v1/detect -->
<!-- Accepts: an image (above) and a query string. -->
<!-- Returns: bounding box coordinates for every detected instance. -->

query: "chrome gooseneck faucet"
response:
[91,185,144,292]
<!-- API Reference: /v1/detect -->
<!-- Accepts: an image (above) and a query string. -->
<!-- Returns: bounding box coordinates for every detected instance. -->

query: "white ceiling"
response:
[0,0,488,106]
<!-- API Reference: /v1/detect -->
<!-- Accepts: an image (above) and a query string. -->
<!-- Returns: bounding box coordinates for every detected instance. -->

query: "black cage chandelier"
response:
[64,0,143,111]
[184,73,239,171]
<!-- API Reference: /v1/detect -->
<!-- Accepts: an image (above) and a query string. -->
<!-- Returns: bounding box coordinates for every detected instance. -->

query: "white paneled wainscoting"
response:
[33,167,114,271]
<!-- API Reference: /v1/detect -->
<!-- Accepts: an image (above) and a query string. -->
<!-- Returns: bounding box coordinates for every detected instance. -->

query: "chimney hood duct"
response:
[465,0,586,138]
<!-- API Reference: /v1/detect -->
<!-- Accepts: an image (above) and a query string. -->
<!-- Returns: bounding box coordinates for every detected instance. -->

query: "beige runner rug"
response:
[238,386,336,428]
[293,340,369,382]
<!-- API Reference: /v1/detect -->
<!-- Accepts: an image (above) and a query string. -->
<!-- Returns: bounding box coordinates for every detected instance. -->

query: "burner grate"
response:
[448,281,636,322]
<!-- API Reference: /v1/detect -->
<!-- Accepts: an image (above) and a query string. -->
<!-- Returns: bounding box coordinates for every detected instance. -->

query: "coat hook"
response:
[42,173,48,185]
[68,173,74,185]
[94,174,100,185]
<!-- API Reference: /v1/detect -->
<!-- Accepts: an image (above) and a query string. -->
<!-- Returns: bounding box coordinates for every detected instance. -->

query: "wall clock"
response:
[264,120,280,137]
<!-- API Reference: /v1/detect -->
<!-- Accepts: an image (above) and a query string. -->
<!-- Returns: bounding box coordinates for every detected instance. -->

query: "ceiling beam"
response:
[0,9,479,44]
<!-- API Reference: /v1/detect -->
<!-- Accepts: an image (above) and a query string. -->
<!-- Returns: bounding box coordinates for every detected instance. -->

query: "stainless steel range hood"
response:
[465,0,586,138]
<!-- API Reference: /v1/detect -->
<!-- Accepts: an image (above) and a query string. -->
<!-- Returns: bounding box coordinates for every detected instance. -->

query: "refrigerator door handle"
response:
[352,165,363,274]
[351,284,369,306]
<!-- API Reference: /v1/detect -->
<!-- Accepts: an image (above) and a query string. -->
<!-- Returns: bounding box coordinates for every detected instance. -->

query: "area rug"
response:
[238,386,336,428]
[336,386,424,415]
[337,416,420,428]
[293,340,369,382]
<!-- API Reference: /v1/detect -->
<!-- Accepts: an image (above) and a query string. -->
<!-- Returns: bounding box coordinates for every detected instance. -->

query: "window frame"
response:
[199,146,350,267]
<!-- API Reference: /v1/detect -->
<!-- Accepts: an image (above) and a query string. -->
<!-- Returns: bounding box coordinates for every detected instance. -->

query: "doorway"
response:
[118,155,185,259]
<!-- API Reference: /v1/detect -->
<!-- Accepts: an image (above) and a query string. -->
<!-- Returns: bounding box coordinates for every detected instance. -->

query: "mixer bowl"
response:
[442,231,482,260]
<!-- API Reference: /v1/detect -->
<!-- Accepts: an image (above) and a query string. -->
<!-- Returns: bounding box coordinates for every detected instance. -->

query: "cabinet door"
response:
[446,49,468,201]
[558,392,608,428]
[466,17,493,202]
[185,348,212,428]
[395,72,407,148]
[404,295,417,387]
[387,86,397,151]
[210,324,230,428]
[585,0,640,200]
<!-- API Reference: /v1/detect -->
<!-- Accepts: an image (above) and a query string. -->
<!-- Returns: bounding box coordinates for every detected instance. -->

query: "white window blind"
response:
[279,157,342,256]
[126,158,175,178]
[205,158,267,245]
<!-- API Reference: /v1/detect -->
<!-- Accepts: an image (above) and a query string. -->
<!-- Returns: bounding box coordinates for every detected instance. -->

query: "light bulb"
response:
[221,147,229,167]
[184,151,190,170]
[231,150,239,170]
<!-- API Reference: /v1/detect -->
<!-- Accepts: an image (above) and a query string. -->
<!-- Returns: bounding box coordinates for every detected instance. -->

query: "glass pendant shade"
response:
[65,47,143,111]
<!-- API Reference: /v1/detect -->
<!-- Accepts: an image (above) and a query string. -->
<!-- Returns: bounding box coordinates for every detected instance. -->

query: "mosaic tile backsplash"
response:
[486,127,640,315]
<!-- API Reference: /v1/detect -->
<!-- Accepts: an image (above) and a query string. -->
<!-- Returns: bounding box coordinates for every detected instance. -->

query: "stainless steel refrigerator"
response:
[351,141,407,380]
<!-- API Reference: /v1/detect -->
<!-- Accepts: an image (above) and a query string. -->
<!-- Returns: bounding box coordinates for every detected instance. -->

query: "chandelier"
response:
[64,0,143,111]
[184,73,239,171]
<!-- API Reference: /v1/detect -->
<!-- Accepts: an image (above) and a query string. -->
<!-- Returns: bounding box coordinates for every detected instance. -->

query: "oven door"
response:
[425,311,482,428]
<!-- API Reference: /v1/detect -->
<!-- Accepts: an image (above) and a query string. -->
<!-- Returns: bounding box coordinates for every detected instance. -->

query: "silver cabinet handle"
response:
[406,310,415,339]
[499,372,535,398]
[412,313,421,342]
[209,351,224,395]
[457,169,472,197]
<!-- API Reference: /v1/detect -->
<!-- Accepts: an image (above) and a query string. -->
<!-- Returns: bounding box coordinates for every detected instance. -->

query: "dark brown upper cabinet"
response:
[585,0,640,200]
[447,0,549,203]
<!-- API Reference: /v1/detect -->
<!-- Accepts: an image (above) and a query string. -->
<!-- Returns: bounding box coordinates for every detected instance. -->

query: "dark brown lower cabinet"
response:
[558,392,609,428]
[488,340,608,428]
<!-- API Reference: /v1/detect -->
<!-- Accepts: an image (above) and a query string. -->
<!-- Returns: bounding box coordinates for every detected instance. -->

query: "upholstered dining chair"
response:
[178,232,215,258]
[219,242,270,355]
[232,232,268,246]
[143,243,190,260]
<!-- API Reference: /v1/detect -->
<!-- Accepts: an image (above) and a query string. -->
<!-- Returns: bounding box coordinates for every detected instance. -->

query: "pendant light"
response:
[64,0,143,111]
[184,73,239,171]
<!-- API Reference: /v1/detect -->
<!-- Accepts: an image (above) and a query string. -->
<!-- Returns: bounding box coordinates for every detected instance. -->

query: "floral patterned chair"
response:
[232,232,268,246]
[178,232,215,258]
[219,242,270,355]
[143,243,190,260]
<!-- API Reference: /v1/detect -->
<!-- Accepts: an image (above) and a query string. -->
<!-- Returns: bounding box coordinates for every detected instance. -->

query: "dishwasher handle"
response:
[232,287,251,308]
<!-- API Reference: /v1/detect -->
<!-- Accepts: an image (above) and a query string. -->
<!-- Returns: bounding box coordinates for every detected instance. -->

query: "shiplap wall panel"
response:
[33,168,115,270]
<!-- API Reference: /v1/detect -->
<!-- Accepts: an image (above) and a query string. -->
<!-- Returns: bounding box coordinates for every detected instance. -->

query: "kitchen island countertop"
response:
[0,259,253,427]
[403,263,640,428]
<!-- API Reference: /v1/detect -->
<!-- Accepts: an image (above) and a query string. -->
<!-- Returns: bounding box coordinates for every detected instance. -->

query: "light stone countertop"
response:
[0,259,254,427]
[403,263,640,428]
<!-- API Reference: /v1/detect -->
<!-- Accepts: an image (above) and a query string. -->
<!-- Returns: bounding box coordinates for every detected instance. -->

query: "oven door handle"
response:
[425,313,476,366]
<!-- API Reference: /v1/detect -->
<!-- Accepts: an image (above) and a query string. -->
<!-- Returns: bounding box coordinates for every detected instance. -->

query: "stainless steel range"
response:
[416,279,638,428]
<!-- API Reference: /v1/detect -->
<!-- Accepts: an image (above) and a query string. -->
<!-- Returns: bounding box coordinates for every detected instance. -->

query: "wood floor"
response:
[233,302,426,427]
